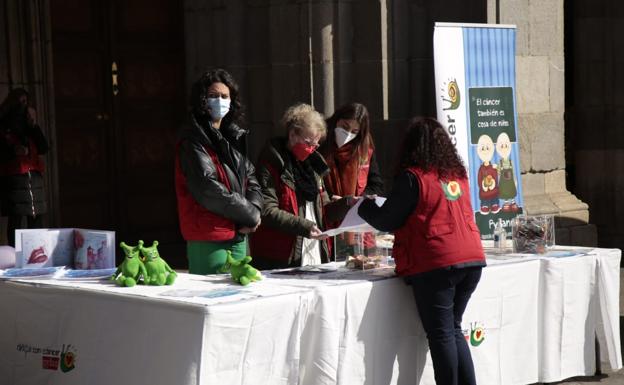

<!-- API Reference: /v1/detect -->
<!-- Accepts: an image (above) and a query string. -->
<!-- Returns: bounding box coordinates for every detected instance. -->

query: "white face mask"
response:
[206,97,231,121]
[335,126,357,148]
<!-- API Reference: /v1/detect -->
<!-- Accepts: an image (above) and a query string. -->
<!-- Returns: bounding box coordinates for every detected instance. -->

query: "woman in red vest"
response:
[321,102,384,200]
[175,69,262,274]
[250,103,348,270]
[320,102,384,255]
[0,88,49,247]
[359,117,485,385]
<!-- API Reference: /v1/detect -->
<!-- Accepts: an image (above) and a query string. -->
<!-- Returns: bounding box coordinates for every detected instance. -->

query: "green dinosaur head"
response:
[139,240,160,262]
[120,241,142,260]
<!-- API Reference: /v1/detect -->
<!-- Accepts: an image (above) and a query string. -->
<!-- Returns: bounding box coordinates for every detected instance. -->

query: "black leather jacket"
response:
[178,113,262,241]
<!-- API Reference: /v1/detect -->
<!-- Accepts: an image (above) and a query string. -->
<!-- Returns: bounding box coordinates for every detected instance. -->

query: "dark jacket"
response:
[362,152,384,195]
[250,137,348,269]
[220,116,249,156]
[0,111,48,217]
[175,113,262,243]
[1,172,47,217]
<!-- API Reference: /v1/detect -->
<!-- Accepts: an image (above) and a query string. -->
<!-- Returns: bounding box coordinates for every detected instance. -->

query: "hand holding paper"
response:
[321,196,386,237]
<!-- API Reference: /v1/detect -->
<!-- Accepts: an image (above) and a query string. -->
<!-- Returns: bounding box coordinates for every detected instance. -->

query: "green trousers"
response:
[187,239,247,275]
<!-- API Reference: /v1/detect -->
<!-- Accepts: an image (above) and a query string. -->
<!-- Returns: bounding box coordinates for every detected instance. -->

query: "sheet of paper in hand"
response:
[321,197,386,237]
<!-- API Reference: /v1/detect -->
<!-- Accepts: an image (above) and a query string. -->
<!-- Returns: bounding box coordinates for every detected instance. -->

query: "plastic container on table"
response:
[333,231,394,270]
[511,215,555,254]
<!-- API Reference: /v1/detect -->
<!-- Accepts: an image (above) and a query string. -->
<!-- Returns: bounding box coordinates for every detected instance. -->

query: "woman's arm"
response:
[243,158,264,214]
[358,171,419,232]
[363,152,384,196]
[179,140,260,228]
[257,162,314,237]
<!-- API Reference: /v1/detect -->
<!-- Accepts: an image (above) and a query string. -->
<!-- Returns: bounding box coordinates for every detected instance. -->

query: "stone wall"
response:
[184,0,597,247]
[491,0,596,246]
[184,0,486,186]
[568,0,624,250]
[0,0,602,248]
[184,0,394,164]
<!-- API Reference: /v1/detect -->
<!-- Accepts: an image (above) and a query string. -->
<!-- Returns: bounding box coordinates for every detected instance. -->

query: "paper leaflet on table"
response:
[321,197,386,237]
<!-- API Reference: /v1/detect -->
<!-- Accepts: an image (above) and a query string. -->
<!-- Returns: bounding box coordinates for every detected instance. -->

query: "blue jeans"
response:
[407,266,482,385]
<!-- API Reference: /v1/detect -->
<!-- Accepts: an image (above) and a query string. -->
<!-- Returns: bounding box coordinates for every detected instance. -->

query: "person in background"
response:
[321,102,384,201]
[359,117,485,385]
[0,88,49,247]
[250,103,349,270]
[175,69,262,274]
[320,102,384,254]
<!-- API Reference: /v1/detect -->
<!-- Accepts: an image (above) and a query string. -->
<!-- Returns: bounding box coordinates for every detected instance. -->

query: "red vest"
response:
[175,143,236,241]
[355,147,373,196]
[392,167,485,276]
[249,163,298,262]
[0,133,45,176]
[326,147,375,248]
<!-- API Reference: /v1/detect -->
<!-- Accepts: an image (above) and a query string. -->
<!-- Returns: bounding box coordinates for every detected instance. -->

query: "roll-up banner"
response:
[434,22,524,240]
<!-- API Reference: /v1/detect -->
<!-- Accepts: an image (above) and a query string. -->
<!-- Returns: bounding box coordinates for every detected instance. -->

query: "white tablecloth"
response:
[0,247,620,385]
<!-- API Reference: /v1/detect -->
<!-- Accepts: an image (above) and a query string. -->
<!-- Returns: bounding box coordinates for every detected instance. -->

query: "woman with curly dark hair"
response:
[175,69,262,274]
[189,68,248,154]
[359,117,485,385]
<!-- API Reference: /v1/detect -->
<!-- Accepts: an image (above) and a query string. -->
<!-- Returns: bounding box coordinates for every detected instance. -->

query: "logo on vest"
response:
[441,180,462,201]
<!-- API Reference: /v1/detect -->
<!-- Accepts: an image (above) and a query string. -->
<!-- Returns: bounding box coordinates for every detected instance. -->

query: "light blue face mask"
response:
[206,97,231,121]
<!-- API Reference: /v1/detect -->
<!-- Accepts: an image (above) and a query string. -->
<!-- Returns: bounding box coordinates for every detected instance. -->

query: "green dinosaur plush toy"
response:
[220,251,262,286]
[111,241,147,287]
[139,240,177,285]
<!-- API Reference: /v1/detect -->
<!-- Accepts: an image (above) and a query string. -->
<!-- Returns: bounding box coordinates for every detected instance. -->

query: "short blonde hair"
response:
[281,103,327,140]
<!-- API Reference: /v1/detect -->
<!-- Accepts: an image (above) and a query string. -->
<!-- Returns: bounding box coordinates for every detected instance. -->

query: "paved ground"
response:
[544,367,624,384]
[537,269,624,385]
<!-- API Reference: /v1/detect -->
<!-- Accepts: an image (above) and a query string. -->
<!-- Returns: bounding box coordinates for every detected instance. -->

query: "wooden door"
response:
[51,0,186,266]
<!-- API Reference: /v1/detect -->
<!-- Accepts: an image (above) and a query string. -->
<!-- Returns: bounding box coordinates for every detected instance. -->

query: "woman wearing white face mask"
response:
[175,69,262,275]
[321,102,384,204]
[319,102,384,252]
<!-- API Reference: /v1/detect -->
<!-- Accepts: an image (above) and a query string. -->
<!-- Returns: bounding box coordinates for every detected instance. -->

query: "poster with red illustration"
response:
[14,228,115,269]
[17,231,53,268]
[73,229,115,269]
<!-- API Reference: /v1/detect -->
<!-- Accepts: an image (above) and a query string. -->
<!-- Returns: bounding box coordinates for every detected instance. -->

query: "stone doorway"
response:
[50,0,187,266]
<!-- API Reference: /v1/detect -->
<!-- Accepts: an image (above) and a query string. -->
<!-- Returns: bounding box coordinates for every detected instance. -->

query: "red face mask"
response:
[291,142,317,161]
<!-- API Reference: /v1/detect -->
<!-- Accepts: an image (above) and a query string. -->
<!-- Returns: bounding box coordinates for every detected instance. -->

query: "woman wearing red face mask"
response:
[250,103,350,270]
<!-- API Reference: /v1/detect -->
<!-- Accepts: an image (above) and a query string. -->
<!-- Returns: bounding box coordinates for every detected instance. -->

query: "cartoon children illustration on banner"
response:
[472,125,523,239]
[495,132,519,213]
[476,134,500,215]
